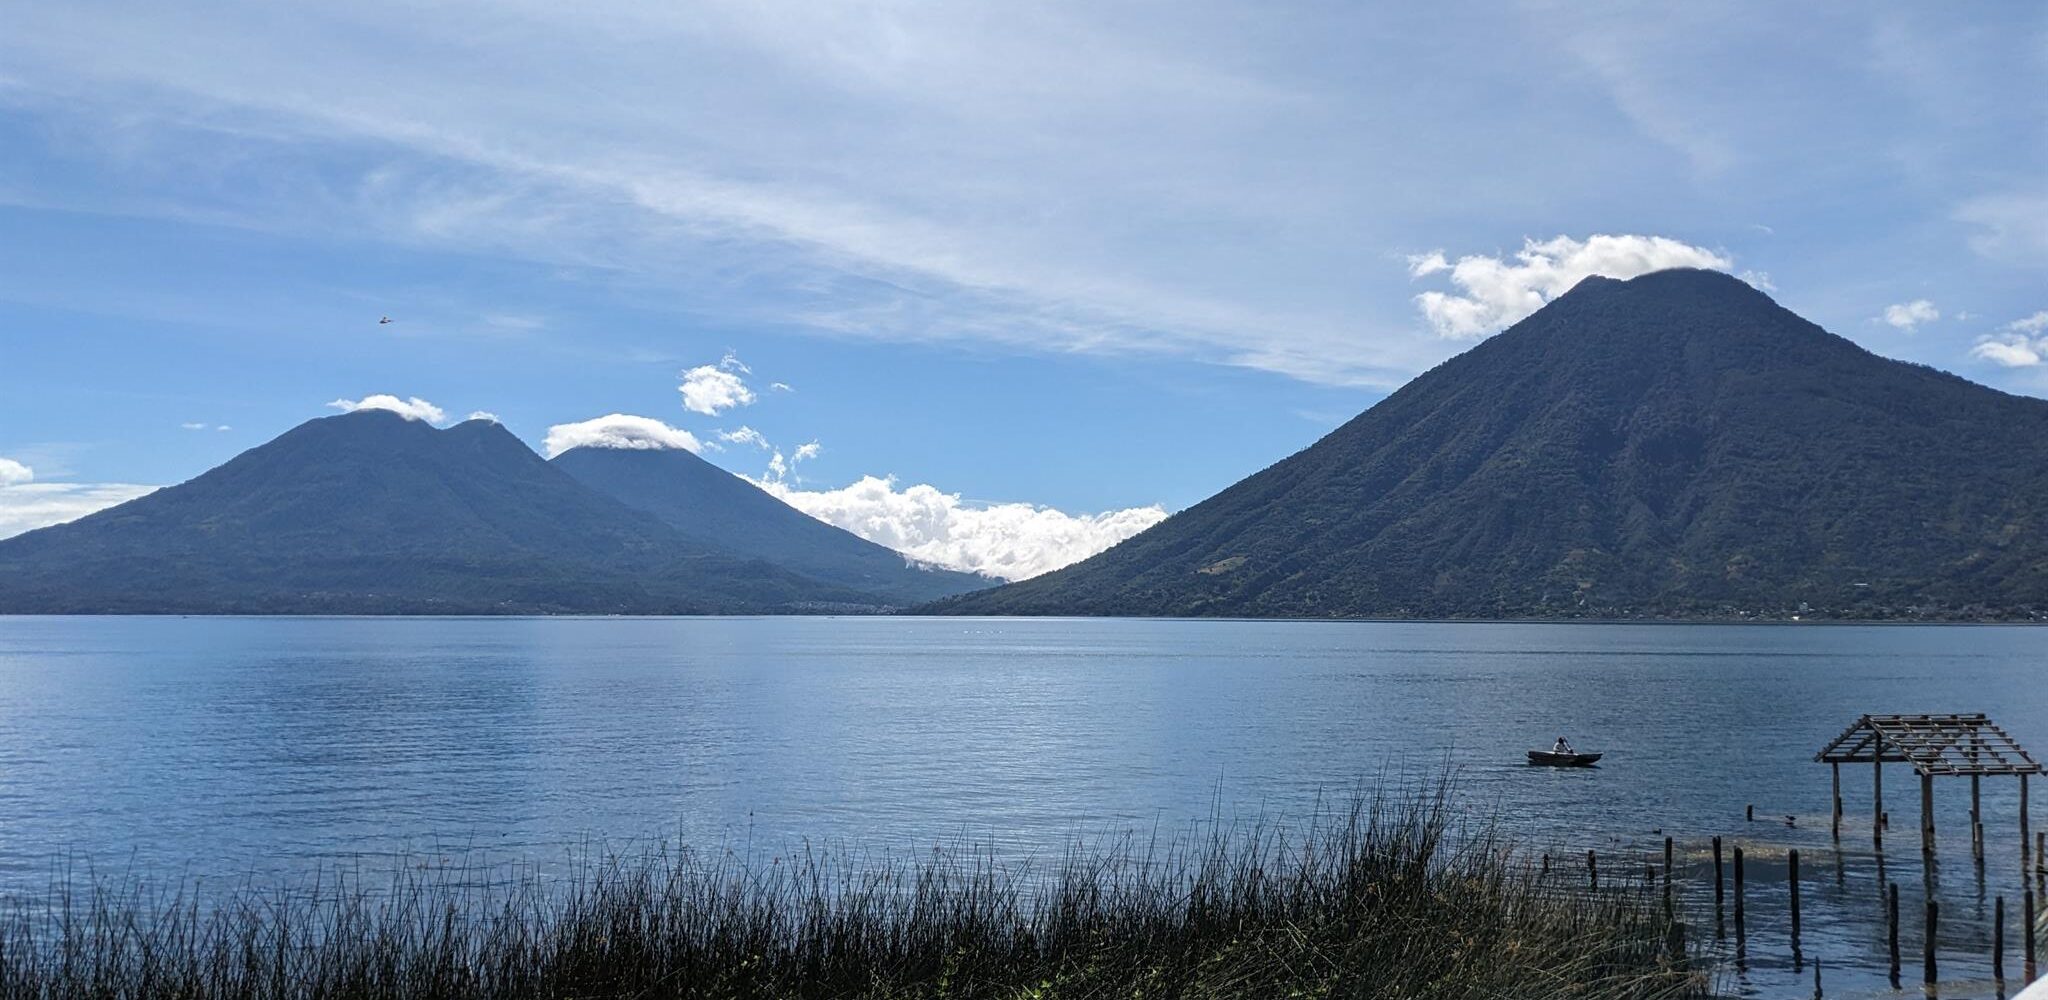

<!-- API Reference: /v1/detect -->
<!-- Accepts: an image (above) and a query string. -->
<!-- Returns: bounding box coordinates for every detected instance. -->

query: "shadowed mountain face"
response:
[0,411,879,614]
[934,269,2048,620]
[551,446,988,605]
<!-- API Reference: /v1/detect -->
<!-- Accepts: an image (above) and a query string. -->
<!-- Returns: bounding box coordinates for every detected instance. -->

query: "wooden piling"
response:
[1924,898,1938,986]
[1830,761,1842,840]
[1663,836,1673,882]
[1587,849,1597,890]
[1887,882,1900,986]
[1746,803,1754,822]
[1971,772,1984,862]
[1874,757,1884,848]
[1712,836,1725,905]
[2026,889,2037,976]
[2024,773,2032,861]
[1733,846,1746,942]
[1921,772,1935,854]
[1994,895,2005,982]
[1788,848,1801,938]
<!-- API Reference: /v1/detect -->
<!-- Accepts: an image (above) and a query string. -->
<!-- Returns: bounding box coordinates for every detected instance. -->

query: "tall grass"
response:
[0,786,1704,999]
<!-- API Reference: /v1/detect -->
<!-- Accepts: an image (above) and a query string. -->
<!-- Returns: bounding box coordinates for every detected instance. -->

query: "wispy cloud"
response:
[0,482,159,540]
[755,474,1168,581]
[1881,299,1939,330]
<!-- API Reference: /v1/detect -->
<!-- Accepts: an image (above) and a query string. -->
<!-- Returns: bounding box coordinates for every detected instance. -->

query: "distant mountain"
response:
[934,269,2048,620]
[0,411,880,614]
[551,446,986,604]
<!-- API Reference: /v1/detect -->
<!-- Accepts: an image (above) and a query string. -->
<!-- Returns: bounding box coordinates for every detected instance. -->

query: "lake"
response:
[0,615,2041,997]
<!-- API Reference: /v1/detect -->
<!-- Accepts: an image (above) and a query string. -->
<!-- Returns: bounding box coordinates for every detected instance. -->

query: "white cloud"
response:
[1971,336,2040,367]
[769,382,794,393]
[1882,299,1939,330]
[1969,311,2048,367]
[466,410,500,423]
[678,362,757,416]
[542,413,702,458]
[755,475,1169,581]
[1409,235,1734,338]
[327,394,448,424]
[792,441,822,463]
[180,422,208,430]
[718,426,772,450]
[0,458,33,487]
[0,483,159,540]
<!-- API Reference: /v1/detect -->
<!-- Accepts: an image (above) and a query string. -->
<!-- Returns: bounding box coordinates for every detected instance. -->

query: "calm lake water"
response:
[0,616,2041,997]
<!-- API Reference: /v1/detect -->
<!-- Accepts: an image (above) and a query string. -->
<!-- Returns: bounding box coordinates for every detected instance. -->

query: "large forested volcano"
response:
[933,269,2048,620]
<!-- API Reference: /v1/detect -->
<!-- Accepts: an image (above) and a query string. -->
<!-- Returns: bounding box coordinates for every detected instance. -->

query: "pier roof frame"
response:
[1815,713,2042,777]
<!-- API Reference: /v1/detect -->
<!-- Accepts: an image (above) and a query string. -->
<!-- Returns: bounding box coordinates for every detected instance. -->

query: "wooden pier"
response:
[1815,713,2041,858]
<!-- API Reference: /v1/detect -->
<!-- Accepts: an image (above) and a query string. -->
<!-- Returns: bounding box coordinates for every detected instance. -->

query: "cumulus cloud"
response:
[755,475,1169,581]
[1408,235,1734,338]
[327,394,448,423]
[1968,311,2048,367]
[0,483,159,540]
[0,458,33,487]
[1882,299,1940,330]
[466,411,500,423]
[679,360,758,417]
[542,413,703,458]
[792,441,822,463]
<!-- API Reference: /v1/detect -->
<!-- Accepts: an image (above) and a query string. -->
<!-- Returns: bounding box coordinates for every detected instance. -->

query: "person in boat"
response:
[1552,736,1575,755]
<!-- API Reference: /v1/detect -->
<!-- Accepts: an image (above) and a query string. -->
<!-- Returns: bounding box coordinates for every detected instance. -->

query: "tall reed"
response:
[0,786,1704,999]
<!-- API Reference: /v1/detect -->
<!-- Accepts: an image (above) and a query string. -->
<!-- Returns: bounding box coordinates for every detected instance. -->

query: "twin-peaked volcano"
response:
[934,269,2048,619]
[0,411,980,614]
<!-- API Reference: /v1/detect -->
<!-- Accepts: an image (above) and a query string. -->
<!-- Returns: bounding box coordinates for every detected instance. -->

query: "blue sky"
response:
[2,2,2045,573]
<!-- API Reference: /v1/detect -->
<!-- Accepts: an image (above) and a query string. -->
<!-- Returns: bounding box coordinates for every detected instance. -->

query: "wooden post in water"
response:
[2023,773,2032,865]
[1713,836,1725,904]
[1733,846,1746,944]
[2026,888,2037,980]
[1973,774,1984,862]
[1994,895,2005,983]
[1747,803,1754,822]
[1664,836,1673,882]
[1924,898,1938,985]
[1887,882,1901,987]
[1921,772,1936,855]
[1874,757,1885,849]
[1789,849,1801,939]
[1587,849,1598,890]
[1831,762,1842,840]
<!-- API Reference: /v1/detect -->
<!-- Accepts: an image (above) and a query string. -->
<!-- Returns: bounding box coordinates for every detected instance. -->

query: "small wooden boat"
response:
[1526,750,1602,767]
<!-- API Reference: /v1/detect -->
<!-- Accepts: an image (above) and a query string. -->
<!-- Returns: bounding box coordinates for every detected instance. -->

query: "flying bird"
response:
[378,316,393,325]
